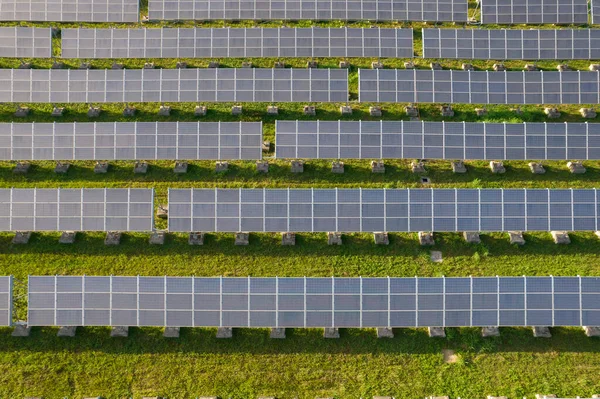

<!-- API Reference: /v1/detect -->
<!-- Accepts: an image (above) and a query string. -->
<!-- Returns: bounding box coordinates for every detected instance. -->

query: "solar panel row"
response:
[168,188,600,233]
[593,0,600,24]
[148,0,468,21]
[0,27,52,59]
[358,70,600,104]
[422,29,600,60]
[0,68,349,103]
[0,276,12,327]
[61,28,414,59]
[0,188,154,232]
[274,120,600,161]
[480,0,589,24]
[0,122,263,161]
[27,276,600,328]
[0,0,140,22]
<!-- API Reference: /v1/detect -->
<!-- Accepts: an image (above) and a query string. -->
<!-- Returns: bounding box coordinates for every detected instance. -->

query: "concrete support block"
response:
[551,231,571,244]
[11,322,31,337]
[405,105,419,118]
[94,161,109,173]
[440,105,454,117]
[188,232,204,245]
[266,106,278,115]
[369,106,382,117]
[462,63,474,71]
[134,161,148,174]
[373,232,389,245]
[241,61,252,68]
[12,231,31,244]
[557,64,571,72]
[87,106,101,117]
[404,61,415,69]
[52,61,64,69]
[273,61,285,68]
[324,328,340,338]
[532,326,552,338]
[411,161,426,174]
[430,62,442,70]
[104,231,122,246]
[475,107,487,116]
[428,327,446,338]
[377,327,394,338]
[331,161,344,173]
[307,61,318,68]
[18,62,32,69]
[215,161,228,172]
[528,162,545,174]
[281,232,295,246]
[544,107,561,119]
[59,231,77,244]
[164,327,180,338]
[270,328,286,339]
[13,161,30,174]
[110,326,129,337]
[256,161,269,173]
[493,63,506,71]
[57,326,77,337]
[143,62,154,69]
[340,105,352,115]
[174,161,188,174]
[451,161,467,173]
[176,62,187,69]
[194,105,207,116]
[580,108,597,118]
[371,61,383,69]
[51,106,64,117]
[231,105,242,115]
[371,160,385,173]
[216,327,232,338]
[418,231,435,246]
[567,161,586,174]
[208,61,219,68]
[15,106,30,117]
[487,396,507,399]
[481,326,500,337]
[235,232,249,246]
[489,161,506,174]
[149,231,166,245]
[112,62,124,69]
[430,251,443,263]
[583,326,600,337]
[524,64,538,71]
[536,394,557,399]
[590,64,600,71]
[463,231,481,244]
[54,161,70,174]
[327,232,342,246]
[303,105,316,116]
[339,61,350,68]
[262,141,271,152]
[123,106,136,117]
[158,105,171,116]
[291,160,304,173]
[508,231,525,245]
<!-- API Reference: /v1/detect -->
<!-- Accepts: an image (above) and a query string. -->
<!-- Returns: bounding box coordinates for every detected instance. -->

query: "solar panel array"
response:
[0,276,12,327]
[27,275,600,328]
[168,188,600,233]
[0,122,263,161]
[480,0,589,24]
[274,121,600,161]
[422,29,600,60]
[358,70,600,104]
[0,188,154,232]
[148,0,468,21]
[61,28,414,59]
[0,27,52,59]
[0,0,140,22]
[0,68,349,103]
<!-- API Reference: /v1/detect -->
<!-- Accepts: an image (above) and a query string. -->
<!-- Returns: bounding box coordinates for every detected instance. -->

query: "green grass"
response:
[1,11,600,399]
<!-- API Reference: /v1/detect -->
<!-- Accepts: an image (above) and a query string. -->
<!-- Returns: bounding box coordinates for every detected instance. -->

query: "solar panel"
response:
[148,0,468,21]
[358,69,600,104]
[0,122,262,161]
[168,188,599,233]
[594,0,600,24]
[0,0,139,22]
[480,0,589,24]
[26,276,600,328]
[423,29,600,60]
[275,121,600,161]
[0,276,12,326]
[0,27,52,58]
[61,28,414,59]
[0,68,348,104]
[0,188,154,232]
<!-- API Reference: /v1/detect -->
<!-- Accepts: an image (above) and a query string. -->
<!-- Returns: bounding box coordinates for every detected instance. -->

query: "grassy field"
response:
[0,5,600,399]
